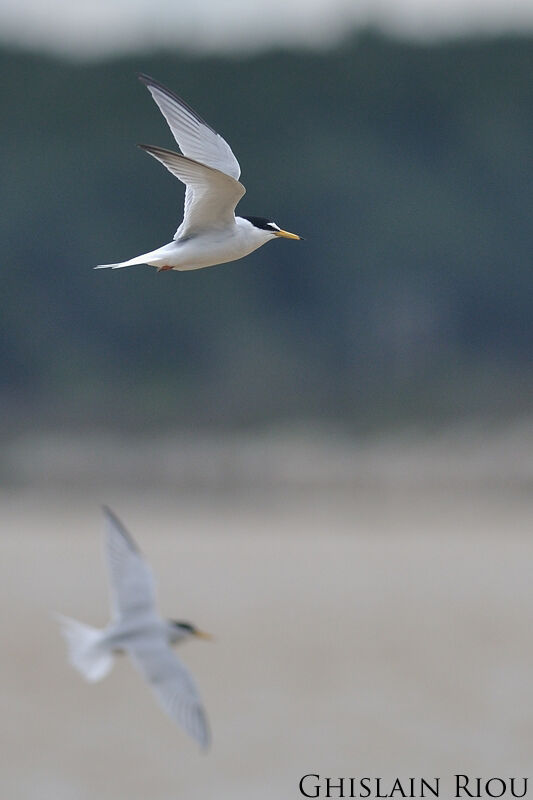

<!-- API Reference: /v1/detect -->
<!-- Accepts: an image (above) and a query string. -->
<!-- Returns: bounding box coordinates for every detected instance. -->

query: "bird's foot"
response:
[157,265,174,272]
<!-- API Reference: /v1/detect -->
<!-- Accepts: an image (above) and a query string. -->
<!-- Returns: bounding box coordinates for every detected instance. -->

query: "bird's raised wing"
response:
[139,74,241,180]
[102,506,157,622]
[138,144,245,239]
[127,634,210,749]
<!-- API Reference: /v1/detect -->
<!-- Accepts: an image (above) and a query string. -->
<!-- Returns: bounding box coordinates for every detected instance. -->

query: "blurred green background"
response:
[3,32,533,437]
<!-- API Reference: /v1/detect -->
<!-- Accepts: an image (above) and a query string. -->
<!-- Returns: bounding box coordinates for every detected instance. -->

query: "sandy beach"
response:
[1,473,532,798]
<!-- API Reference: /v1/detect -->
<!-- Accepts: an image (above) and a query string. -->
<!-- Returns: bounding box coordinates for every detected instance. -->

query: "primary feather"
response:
[137,73,241,179]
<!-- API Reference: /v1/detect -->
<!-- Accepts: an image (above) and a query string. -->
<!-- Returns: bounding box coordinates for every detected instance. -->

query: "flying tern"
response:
[96,74,302,272]
[57,506,211,749]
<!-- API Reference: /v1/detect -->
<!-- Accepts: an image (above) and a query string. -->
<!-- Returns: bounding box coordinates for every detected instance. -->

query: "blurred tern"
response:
[96,74,302,272]
[57,506,211,749]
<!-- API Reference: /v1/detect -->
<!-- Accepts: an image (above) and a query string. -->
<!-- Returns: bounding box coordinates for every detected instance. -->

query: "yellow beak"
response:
[194,629,213,641]
[275,229,302,240]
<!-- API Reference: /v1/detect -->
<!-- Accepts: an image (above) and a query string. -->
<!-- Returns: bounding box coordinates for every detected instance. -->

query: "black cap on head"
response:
[171,620,195,633]
[242,216,279,232]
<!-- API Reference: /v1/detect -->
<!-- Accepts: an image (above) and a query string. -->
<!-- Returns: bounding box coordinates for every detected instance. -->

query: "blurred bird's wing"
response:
[139,73,241,180]
[127,634,210,749]
[138,145,245,239]
[102,506,157,622]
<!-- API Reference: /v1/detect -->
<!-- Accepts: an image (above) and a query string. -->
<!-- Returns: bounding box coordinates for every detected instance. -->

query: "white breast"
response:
[144,218,273,271]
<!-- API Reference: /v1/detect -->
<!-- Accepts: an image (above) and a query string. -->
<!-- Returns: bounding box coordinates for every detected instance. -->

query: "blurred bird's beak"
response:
[275,229,302,240]
[194,629,213,641]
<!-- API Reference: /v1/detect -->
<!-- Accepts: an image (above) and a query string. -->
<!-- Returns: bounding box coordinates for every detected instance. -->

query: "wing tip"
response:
[196,711,211,752]
[138,73,166,91]
[136,72,220,137]
[102,506,140,553]
[137,143,182,159]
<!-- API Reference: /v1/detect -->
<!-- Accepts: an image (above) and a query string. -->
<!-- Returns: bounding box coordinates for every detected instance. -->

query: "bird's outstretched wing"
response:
[127,634,210,749]
[102,506,157,622]
[138,73,241,180]
[138,144,245,239]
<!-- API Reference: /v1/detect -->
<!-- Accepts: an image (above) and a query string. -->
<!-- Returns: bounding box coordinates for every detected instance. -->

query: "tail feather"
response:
[56,614,113,682]
[94,252,156,270]
[94,260,140,270]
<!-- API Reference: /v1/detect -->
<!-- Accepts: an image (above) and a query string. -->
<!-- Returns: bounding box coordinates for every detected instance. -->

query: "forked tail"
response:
[94,252,155,269]
[56,614,114,682]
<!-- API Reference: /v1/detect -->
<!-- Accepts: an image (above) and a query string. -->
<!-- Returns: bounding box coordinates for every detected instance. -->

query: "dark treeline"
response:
[2,32,533,433]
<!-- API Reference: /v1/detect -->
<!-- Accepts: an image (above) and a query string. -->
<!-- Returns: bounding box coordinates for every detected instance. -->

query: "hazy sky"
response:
[3,0,533,57]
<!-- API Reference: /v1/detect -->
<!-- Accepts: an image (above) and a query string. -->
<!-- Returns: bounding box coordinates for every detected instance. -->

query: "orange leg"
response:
[157,264,174,272]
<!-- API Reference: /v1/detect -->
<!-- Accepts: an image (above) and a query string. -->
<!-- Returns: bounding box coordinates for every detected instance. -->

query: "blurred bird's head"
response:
[168,620,212,643]
[241,215,302,243]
